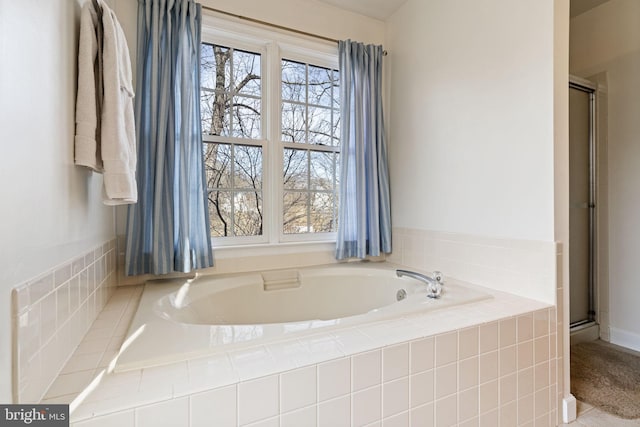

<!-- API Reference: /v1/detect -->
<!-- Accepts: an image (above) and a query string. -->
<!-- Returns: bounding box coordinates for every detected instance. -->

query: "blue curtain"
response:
[335,40,392,260]
[125,0,213,275]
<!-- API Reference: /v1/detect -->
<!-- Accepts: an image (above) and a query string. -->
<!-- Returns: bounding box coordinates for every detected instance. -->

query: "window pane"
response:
[308,106,332,145]
[280,59,340,236]
[332,113,340,145]
[310,192,335,232]
[200,44,216,89]
[283,191,308,234]
[234,145,262,189]
[282,60,306,103]
[205,143,263,238]
[233,49,261,96]
[208,190,232,237]
[232,96,261,139]
[201,44,231,90]
[234,191,263,236]
[200,44,231,91]
[204,143,231,189]
[201,91,230,136]
[200,40,231,137]
[201,44,261,140]
[310,151,334,190]
[308,64,332,107]
[281,102,306,142]
[200,90,214,135]
[283,149,308,190]
[216,46,232,91]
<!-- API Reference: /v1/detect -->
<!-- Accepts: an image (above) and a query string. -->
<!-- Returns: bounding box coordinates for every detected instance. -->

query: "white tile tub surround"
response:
[387,227,558,304]
[11,239,117,403]
[389,227,567,425]
[63,281,558,426]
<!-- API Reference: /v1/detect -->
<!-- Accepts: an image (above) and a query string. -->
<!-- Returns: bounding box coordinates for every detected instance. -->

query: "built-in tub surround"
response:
[115,264,491,371]
[387,227,565,424]
[11,239,117,403]
[43,275,558,426]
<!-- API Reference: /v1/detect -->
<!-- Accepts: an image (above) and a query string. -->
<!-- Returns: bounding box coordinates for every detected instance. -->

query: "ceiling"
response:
[315,0,409,21]
[317,0,611,21]
[570,0,611,18]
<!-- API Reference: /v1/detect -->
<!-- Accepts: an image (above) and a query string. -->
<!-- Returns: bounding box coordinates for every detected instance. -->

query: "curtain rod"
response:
[200,5,387,55]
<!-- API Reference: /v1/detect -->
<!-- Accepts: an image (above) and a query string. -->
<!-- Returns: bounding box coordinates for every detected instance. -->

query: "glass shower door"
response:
[569,81,595,327]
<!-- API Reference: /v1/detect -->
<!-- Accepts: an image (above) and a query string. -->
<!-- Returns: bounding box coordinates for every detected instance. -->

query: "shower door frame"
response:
[569,76,597,330]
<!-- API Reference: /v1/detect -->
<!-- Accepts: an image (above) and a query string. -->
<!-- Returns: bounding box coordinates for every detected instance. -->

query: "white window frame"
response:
[201,15,339,249]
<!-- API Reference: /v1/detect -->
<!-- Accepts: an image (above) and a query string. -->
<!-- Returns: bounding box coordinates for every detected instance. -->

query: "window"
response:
[200,43,264,238]
[281,60,340,234]
[200,22,339,246]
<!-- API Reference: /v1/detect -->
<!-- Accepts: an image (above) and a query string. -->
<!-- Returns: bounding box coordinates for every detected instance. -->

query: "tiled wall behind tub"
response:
[11,239,117,403]
[386,227,558,306]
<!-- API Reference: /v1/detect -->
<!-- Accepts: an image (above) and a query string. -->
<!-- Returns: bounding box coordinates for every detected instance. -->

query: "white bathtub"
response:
[114,263,492,371]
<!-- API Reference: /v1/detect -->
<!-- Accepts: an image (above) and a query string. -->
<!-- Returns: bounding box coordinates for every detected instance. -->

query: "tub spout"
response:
[396,269,444,298]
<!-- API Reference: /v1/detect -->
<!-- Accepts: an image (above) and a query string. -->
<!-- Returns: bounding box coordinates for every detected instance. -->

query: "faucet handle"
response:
[432,271,444,284]
[427,281,442,298]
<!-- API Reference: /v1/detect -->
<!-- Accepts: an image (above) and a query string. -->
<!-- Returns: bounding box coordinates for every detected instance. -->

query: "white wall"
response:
[385,2,569,413]
[198,0,385,45]
[554,0,571,403]
[386,0,556,242]
[0,0,115,402]
[570,0,640,350]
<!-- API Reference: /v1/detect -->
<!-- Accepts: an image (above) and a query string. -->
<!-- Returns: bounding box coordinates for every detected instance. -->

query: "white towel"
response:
[74,1,103,172]
[74,1,137,205]
[101,5,137,205]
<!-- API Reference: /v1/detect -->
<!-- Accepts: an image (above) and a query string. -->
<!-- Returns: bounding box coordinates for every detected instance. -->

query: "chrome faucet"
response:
[396,269,444,298]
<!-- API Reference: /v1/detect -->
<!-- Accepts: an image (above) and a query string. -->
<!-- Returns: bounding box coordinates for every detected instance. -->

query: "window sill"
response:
[212,240,336,260]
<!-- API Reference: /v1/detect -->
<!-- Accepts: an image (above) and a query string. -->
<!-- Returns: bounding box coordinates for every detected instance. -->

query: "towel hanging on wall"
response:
[74,0,137,205]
